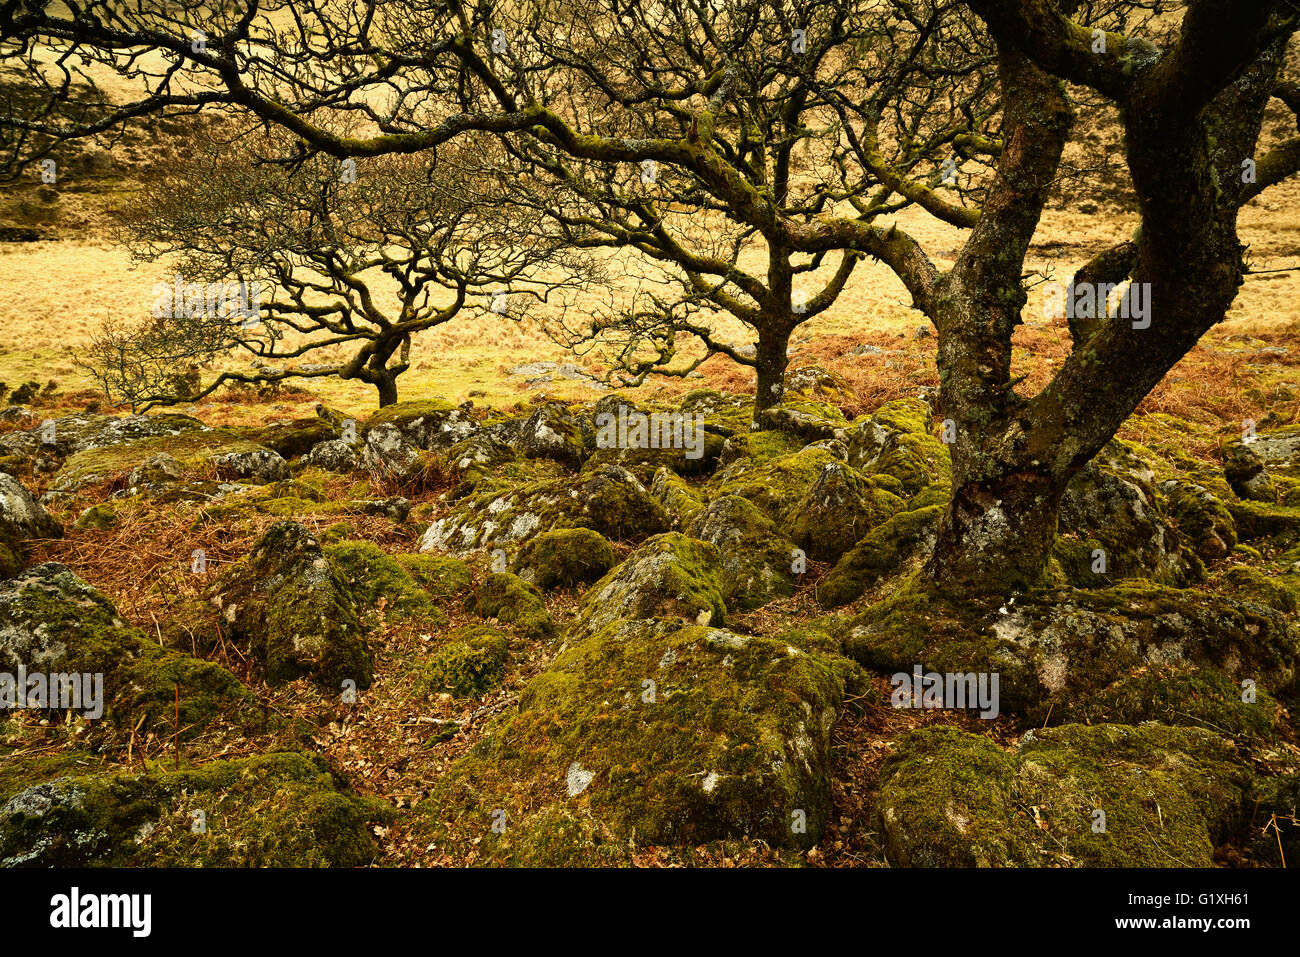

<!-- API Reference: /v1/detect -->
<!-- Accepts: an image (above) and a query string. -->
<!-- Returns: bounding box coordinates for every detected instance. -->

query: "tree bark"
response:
[752,323,791,419]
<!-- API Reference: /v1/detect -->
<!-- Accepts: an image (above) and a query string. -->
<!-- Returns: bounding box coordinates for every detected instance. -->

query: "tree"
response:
[4,0,1300,595]
[85,125,589,409]
[490,0,999,415]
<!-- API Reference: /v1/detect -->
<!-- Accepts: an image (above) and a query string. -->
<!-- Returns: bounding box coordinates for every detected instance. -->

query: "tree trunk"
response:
[924,463,1068,594]
[752,324,790,420]
[375,374,398,408]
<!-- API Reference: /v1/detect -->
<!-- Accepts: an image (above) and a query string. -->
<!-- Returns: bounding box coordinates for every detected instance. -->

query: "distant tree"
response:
[83,126,591,409]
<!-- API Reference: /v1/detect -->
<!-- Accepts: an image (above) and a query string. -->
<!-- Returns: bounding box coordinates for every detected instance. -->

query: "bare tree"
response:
[84,125,591,409]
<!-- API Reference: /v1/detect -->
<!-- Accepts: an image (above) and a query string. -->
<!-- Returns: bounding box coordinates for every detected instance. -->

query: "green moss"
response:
[0,751,391,867]
[51,429,276,493]
[396,553,474,603]
[577,533,728,638]
[324,540,444,624]
[686,496,796,611]
[415,619,844,859]
[512,528,615,590]
[74,503,119,530]
[879,724,1253,867]
[243,418,337,458]
[818,504,942,607]
[710,445,844,522]
[471,573,555,642]
[362,398,456,434]
[1208,565,1298,614]
[418,625,510,698]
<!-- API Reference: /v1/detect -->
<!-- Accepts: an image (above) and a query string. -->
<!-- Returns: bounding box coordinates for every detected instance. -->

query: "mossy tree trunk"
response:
[921,1,1292,596]
[753,322,792,418]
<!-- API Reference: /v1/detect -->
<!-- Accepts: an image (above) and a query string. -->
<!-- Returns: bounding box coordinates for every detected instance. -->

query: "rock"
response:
[878,724,1252,867]
[244,418,339,459]
[674,389,753,436]
[756,400,849,442]
[787,461,902,562]
[361,399,477,450]
[323,540,446,625]
[709,443,847,524]
[0,473,62,578]
[207,522,373,689]
[572,532,727,641]
[45,429,289,497]
[0,564,253,739]
[1057,442,1201,587]
[512,528,616,590]
[845,581,1298,725]
[396,554,474,603]
[361,423,435,486]
[505,402,591,469]
[424,618,843,859]
[127,452,184,488]
[208,447,291,483]
[783,365,854,406]
[445,432,515,479]
[469,572,555,641]
[1162,481,1237,563]
[419,464,668,555]
[818,503,944,607]
[1223,438,1275,501]
[1243,427,1300,479]
[649,467,706,529]
[686,495,797,610]
[844,398,948,497]
[304,438,360,472]
[418,624,511,698]
[0,752,388,866]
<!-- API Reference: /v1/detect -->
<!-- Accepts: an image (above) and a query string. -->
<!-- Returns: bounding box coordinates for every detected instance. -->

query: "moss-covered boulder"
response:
[1162,480,1238,563]
[674,389,753,437]
[685,495,796,610]
[511,528,615,590]
[323,540,446,625]
[1228,499,1300,547]
[1223,436,1277,501]
[361,398,477,450]
[784,365,855,406]
[396,553,474,603]
[0,751,389,866]
[501,401,592,469]
[0,564,257,743]
[844,398,948,497]
[878,724,1252,867]
[787,461,902,562]
[574,533,727,640]
[846,579,1298,726]
[0,473,61,578]
[244,418,339,459]
[708,444,845,523]
[470,572,555,642]
[649,467,706,529]
[418,624,511,698]
[419,619,843,858]
[419,464,668,555]
[47,427,287,496]
[756,400,849,443]
[1057,442,1201,587]
[207,522,373,690]
[817,503,943,607]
